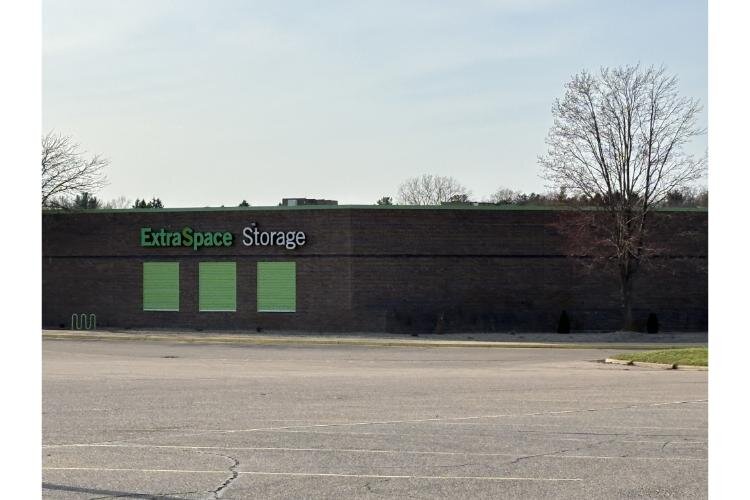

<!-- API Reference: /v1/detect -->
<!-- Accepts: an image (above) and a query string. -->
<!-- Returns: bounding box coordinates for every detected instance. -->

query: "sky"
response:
[43,0,707,207]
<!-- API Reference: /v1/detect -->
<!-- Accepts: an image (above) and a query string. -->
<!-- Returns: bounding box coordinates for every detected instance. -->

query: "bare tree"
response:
[539,65,706,330]
[41,131,109,207]
[103,196,132,209]
[397,174,470,205]
[488,186,520,204]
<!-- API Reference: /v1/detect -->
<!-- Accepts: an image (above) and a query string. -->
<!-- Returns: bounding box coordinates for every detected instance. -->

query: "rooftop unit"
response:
[281,198,338,207]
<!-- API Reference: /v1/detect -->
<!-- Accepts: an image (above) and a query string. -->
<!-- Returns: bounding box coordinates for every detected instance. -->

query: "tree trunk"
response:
[619,260,636,332]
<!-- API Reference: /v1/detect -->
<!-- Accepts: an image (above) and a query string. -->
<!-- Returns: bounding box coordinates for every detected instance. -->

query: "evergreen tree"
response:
[132,197,163,208]
[72,192,101,209]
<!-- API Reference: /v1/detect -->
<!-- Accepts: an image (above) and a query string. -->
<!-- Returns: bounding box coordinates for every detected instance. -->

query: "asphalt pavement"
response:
[42,340,707,499]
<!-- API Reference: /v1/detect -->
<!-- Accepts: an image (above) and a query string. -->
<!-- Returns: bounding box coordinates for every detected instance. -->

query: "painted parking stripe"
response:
[70,399,705,443]
[42,443,706,460]
[41,399,708,450]
[42,467,583,481]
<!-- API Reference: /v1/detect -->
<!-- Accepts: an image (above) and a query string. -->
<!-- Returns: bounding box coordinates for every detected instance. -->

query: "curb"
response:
[42,331,705,351]
[41,332,595,349]
[604,358,634,366]
[673,364,708,371]
[632,361,677,370]
[604,358,707,370]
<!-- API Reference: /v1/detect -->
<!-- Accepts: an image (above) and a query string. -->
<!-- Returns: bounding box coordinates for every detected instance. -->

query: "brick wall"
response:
[42,207,707,333]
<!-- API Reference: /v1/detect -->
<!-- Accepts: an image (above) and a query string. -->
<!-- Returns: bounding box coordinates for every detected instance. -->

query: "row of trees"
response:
[46,193,164,210]
[380,174,707,208]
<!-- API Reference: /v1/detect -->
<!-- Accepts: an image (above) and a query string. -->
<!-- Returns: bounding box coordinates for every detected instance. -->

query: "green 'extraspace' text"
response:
[141,227,233,250]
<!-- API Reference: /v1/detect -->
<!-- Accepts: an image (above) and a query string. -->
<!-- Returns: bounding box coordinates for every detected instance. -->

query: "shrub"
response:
[646,313,659,334]
[435,313,445,335]
[557,310,571,334]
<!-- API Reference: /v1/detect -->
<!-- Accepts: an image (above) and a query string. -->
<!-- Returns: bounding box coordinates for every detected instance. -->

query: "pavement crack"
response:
[198,452,239,500]
[507,451,551,466]
[506,436,619,466]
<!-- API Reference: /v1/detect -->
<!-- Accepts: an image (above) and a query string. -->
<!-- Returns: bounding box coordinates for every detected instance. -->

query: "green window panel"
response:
[257,262,296,312]
[199,262,237,312]
[143,262,179,311]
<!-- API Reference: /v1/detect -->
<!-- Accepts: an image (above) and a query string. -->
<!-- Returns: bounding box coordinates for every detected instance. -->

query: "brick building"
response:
[42,205,707,333]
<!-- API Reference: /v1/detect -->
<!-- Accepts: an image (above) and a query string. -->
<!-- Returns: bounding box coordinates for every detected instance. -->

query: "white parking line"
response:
[218,399,709,435]
[79,399,705,443]
[42,467,583,481]
[425,422,707,431]
[41,399,707,450]
[42,443,706,460]
[620,439,707,445]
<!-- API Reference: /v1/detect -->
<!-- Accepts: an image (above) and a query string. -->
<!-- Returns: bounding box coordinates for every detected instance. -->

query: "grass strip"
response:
[612,347,707,367]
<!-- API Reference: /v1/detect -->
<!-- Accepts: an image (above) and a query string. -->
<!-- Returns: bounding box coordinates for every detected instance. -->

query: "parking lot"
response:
[43,340,707,499]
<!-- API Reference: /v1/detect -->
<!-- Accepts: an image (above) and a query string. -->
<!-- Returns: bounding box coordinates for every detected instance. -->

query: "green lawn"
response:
[612,347,708,367]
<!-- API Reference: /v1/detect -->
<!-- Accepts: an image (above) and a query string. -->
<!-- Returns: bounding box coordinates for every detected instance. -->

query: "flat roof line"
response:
[41,204,708,214]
